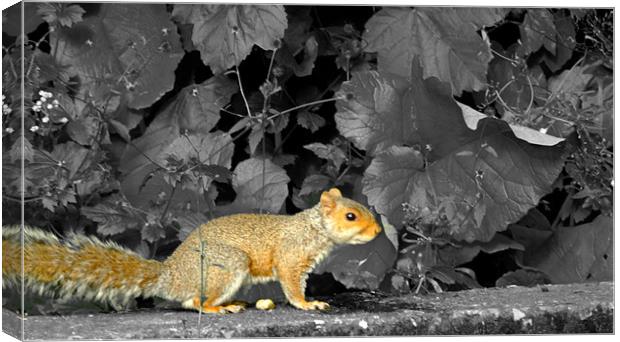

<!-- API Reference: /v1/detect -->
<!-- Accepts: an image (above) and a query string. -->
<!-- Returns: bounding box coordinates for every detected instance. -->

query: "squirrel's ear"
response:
[327,188,342,198]
[320,189,340,212]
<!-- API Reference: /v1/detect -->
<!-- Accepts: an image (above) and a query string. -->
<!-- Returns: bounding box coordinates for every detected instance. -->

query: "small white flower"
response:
[2,94,5,101]
[44,91,53,98]
[60,117,69,123]
[36,100,42,106]
[52,99,59,106]
[42,116,50,123]
[40,97,47,102]
[32,105,41,112]
[38,90,45,97]
[46,104,53,110]
[30,125,39,132]
[539,127,548,134]
[5,127,14,134]
[85,39,94,47]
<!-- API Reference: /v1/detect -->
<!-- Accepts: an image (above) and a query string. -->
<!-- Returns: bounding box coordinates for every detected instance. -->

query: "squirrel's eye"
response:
[345,212,356,221]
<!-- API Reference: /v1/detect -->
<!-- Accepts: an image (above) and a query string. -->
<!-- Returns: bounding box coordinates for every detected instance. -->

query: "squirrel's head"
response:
[318,188,382,245]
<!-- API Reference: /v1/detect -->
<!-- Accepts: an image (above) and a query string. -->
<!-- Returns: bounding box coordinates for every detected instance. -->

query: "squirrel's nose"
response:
[375,223,382,235]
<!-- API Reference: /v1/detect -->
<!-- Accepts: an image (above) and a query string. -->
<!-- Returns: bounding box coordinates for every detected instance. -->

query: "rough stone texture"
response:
[2,282,613,340]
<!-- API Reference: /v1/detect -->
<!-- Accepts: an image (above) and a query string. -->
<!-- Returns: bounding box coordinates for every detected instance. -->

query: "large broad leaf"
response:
[522,215,613,284]
[2,2,42,36]
[172,4,287,73]
[363,7,505,95]
[541,11,576,72]
[520,9,557,55]
[362,61,567,242]
[119,76,237,208]
[226,158,290,213]
[51,4,184,109]
[335,71,417,155]
[363,145,425,228]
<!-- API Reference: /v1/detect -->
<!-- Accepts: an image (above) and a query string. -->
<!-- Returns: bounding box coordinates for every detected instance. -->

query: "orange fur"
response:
[2,227,165,305]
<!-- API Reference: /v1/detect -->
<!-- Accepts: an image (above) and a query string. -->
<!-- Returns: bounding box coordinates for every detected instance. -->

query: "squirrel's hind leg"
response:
[184,245,249,314]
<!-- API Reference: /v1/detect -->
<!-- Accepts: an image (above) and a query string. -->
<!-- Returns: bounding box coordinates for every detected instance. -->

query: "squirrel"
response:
[2,188,382,314]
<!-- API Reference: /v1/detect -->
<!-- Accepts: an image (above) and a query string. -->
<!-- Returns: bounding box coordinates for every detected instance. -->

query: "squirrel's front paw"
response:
[294,300,330,311]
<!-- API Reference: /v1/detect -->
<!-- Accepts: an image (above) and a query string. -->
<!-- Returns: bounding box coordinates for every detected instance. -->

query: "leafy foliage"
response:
[50,3,184,109]
[172,4,287,73]
[2,4,612,308]
[364,8,506,94]
[361,61,567,243]
[335,71,416,155]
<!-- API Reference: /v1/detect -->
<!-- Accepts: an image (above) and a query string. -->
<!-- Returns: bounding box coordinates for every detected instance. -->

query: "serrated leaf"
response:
[141,222,165,243]
[520,9,557,55]
[81,194,145,236]
[37,3,85,28]
[304,143,347,170]
[297,111,325,133]
[364,7,505,94]
[229,158,290,213]
[335,71,417,155]
[41,197,58,212]
[51,4,184,109]
[523,215,612,284]
[172,4,287,73]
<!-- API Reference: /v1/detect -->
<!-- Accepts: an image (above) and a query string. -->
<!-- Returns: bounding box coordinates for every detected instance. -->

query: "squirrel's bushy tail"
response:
[2,226,167,305]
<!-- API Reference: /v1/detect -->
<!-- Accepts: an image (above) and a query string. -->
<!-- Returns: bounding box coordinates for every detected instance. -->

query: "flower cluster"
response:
[2,94,12,115]
[32,90,59,113]
[31,90,68,130]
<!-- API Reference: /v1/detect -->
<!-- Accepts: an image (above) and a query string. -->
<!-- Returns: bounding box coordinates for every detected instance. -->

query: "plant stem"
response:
[268,96,344,121]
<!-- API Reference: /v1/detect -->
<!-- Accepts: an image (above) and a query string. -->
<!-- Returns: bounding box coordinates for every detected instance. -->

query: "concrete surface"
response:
[2,282,613,340]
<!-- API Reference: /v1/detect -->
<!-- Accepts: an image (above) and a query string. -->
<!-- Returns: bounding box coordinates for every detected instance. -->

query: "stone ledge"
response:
[2,282,613,340]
